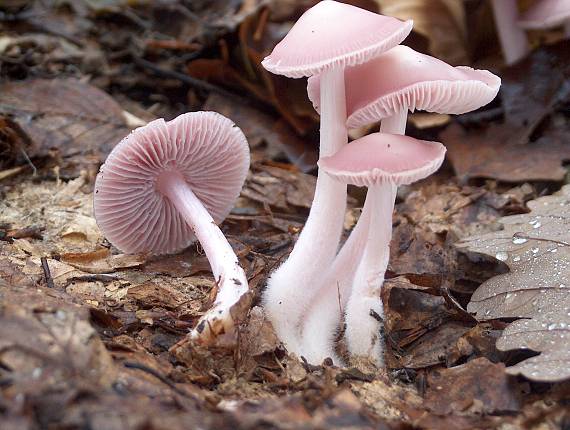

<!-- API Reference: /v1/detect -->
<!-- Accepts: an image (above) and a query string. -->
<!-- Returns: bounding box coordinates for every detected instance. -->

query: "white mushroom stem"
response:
[342,109,406,364]
[299,196,373,364]
[263,67,348,352]
[345,183,396,363]
[158,172,248,343]
[490,0,528,65]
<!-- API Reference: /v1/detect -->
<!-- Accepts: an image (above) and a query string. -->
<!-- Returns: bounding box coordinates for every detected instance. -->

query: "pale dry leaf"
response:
[61,248,147,274]
[375,0,468,64]
[457,185,570,382]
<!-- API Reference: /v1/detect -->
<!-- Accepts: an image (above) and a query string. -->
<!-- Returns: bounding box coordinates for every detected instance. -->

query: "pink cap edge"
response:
[262,20,413,78]
[318,140,446,187]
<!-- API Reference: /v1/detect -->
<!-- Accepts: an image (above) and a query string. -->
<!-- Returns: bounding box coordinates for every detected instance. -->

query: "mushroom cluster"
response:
[92,0,501,366]
[262,0,501,366]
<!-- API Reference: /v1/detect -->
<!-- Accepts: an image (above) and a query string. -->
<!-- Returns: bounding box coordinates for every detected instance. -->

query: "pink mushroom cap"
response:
[308,45,501,128]
[319,133,446,187]
[518,0,570,29]
[261,0,413,78]
[94,112,250,255]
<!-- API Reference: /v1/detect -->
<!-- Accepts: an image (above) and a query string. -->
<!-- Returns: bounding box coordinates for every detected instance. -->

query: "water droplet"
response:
[512,236,528,245]
[529,218,542,229]
[550,248,558,253]
[513,256,521,262]
[495,251,508,261]
[548,323,557,330]
[532,248,539,254]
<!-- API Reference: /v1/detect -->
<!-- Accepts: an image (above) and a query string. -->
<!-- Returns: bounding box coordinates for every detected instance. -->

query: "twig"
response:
[123,361,191,398]
[41,257,55,289]
[19,148,36,176]
[132,55,252,106]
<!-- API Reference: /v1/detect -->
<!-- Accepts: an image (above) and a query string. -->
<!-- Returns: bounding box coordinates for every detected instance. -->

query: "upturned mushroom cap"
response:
[94,112,250,254]
[261,0,413,78]
[518,0,570,29]
[307,45,501,128]
[319,133,446,187]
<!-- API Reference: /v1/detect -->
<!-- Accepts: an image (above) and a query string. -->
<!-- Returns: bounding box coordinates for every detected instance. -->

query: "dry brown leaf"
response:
[424,358,521,415]
[458,185,570,381]
[0,283,117,391]
[0,78,130,176]
[443,123,570,183]
[61,248,147,273]
[375,0,468,64]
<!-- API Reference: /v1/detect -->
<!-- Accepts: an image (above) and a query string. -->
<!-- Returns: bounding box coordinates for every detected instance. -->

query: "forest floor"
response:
[0,1,569,429]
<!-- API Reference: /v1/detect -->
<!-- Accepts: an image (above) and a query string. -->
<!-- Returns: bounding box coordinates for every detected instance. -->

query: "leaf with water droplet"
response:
[457,185,570,382]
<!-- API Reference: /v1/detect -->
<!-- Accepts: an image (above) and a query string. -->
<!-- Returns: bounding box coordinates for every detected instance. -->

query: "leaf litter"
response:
[458,185,570,382]
[1,0,570,429]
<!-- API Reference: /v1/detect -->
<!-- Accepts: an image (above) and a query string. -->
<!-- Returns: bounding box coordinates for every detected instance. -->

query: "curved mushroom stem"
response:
[490,0,528,65]
[299,196,373,365]
[158,172,249,345]
[263,67,348,352]
[345,182,396,365]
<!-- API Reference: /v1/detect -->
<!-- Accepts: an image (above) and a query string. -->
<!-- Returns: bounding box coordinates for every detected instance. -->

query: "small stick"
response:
[40,257,55,289]
[123,361,191,398]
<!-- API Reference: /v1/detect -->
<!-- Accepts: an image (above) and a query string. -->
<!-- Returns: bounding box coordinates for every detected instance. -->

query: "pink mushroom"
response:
[261,0,413,354]
[314,134,446,365]
[490,0,529,65]
[308,45,502,135]
[93,112,250,346]
[301,45,500,364]
[519,0,570,37]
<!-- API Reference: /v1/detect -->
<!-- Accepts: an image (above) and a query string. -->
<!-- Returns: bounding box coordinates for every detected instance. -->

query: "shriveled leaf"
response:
[375,0,468,64]
[458,185,570,381]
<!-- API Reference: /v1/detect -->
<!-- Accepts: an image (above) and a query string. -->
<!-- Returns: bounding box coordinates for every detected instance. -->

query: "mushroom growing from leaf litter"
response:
[302,45,500,365]
[261,0,413,354]
[315,134,446,365]
[93,111,250,346]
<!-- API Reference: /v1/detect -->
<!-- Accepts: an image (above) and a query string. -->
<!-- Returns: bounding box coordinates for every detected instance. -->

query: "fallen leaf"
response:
[384,277,473,369]
[61,248,147,273]
[458,185,570,381]
[127,282,188,310]
[496,310,570,382]
[242,163,316,211]
[501,40,569,134]
[443,122,570,182]
[425,358,521,415]
[0,78,130,176]
[0,282,117,393]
